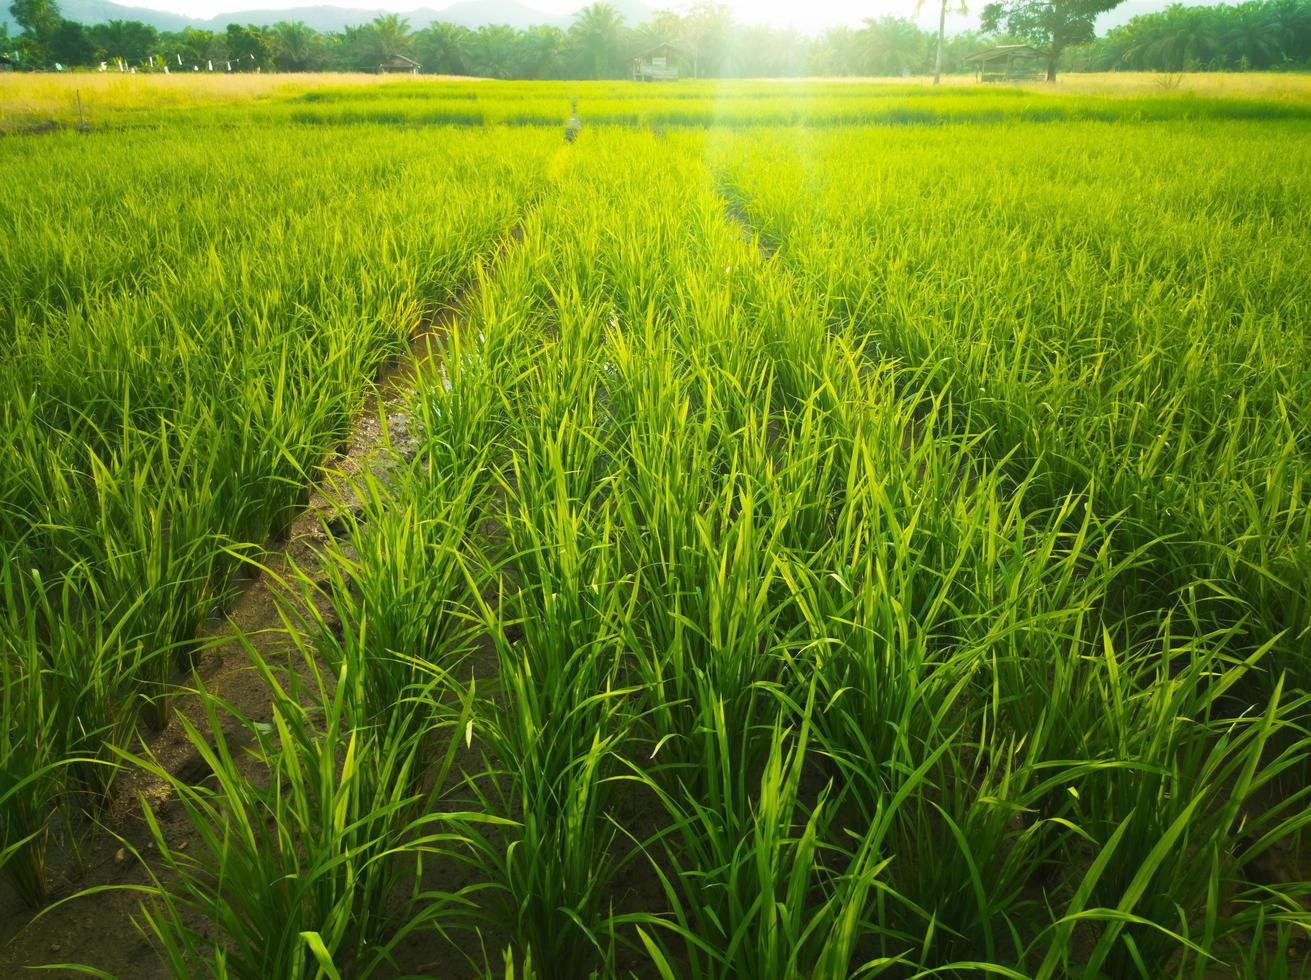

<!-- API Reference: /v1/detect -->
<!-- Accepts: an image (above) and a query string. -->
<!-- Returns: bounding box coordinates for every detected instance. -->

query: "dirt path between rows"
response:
[0,225,525,980]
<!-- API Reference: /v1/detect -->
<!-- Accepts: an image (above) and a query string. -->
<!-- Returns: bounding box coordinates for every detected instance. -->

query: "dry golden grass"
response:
[0,71,477,129]
[761,71,1311,99]
[1024,70,1311,98]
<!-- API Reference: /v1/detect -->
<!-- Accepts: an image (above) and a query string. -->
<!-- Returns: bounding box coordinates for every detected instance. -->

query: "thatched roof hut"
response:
[379,54,420,74]
[632,43,686,82]
[963,45,1046,82]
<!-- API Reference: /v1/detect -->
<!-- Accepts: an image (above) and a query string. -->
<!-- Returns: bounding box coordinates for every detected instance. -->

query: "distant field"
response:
[0,70,475,127]
[3,70,1310,132]
[1,76,1309,979]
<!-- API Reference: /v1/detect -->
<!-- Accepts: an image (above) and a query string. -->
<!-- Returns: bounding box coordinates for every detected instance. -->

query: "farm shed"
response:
[0,54,13,72]
[964,45,1046,82]
[379,54,421,74]
[632,43,686,82]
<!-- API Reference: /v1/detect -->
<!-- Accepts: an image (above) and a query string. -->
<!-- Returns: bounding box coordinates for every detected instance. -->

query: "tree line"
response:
[0,1,1008,77]
[1085,0,1311,71]
[4,0,1310,77]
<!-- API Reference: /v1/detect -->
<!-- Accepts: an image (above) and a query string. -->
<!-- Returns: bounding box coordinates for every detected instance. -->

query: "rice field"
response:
[6,72,1311,134]
[1,76,1309,978]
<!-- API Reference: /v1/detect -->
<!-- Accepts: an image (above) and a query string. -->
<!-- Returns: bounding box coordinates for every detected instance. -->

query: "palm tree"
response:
[178,26,223,65]
[916,0,968,83]
[345,14,411,70]
[469,24,518,79]
[1142,7,1221,70]
[862,16,924,76]
[569,2,624,79]
[370,13,412,60]
[630,9,682,57]
[679,2,733,78]
[413,22,471,75]
[91,19,158,63]
[1222,2,1289,68]
[271,21,315,71]
[516,25,566,80]
[817,25,863,75]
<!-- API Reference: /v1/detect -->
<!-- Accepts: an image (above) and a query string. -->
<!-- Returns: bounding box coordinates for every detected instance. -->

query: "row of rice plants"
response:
[49,79,1311,137]
[714,119,1311,683]
[12,73,1311,131]
[270,84,1311,132]
[121,127,1311,977]
[0,125,553,909]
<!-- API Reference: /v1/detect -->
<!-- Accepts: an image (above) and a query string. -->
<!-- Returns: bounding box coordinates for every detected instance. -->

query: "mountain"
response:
[194,5,416,32]
[426,0,569,29]
[0,0,655,34]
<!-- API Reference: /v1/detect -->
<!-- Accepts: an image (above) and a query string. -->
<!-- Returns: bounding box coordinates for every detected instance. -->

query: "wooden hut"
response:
[963,45,1046,82]
[0,55,14,73]
[632,43,685,82]
[379,54,420,74]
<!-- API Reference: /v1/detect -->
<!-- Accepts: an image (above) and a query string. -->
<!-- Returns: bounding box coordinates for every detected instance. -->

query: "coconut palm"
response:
[271,21,315,72]
[89,19,158,63]
[916,0,968,83]
[816,24,863,75]
[862,15,926,75]
[469,24,518,79]
[679,2,733,78]
[1222,1,1289,67]
[1143,7,1222,69]
[413,22,471,75]
[344,14,411,70]
[515,25,566,80]
[569,2,625,79]
[370,13,412,60]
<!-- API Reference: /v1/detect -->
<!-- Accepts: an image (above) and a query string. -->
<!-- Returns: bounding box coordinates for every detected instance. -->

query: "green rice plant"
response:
[0,124,552,912]
[1026,646,1311,977]
[3,82,1309,980]
[118,618,479,980]
[617,421,798,789]
[304,459,490,750]
[431,122,1311,977]
[249,79,1311,132]
[446,415,636,976]
[616,683,946,979]
[712,121,1311,680]
[0,557,61,907]
[1222,907,1311,979]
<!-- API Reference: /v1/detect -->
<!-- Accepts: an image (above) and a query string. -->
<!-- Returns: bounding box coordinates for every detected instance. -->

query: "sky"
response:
[122,0,959,32]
